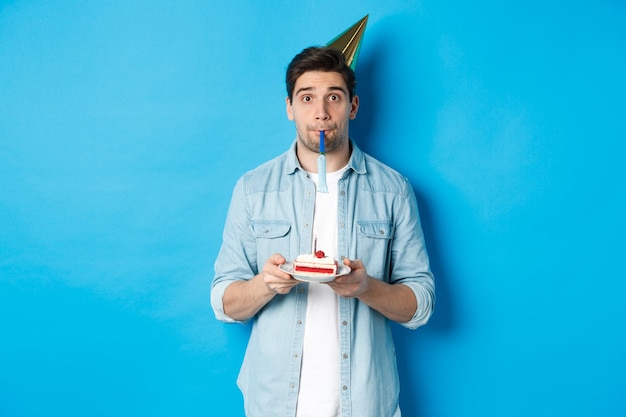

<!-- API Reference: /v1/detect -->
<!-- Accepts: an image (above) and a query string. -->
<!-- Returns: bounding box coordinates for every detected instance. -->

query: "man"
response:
[211,46,435,417]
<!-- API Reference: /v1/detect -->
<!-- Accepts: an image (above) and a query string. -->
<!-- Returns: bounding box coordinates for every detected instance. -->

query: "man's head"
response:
[286,47,357,103]
[285,47,360,163]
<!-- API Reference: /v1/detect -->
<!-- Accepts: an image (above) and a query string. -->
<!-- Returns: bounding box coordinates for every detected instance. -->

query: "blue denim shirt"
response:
[211,140,435,417]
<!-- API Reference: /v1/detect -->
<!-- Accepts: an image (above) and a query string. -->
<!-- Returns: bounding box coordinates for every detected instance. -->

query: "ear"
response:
[349,95,359,120]
[286,96,294,121]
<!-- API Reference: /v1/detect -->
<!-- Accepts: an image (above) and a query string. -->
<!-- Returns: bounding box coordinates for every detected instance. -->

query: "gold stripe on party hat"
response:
[326,15,369,70]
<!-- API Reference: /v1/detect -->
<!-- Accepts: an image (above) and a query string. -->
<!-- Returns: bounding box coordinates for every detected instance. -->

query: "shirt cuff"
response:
[401,281,435,330]
[211,280,243,324]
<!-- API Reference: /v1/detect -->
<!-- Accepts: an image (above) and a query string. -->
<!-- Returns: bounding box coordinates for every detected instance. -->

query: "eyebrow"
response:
[294,85,348,97]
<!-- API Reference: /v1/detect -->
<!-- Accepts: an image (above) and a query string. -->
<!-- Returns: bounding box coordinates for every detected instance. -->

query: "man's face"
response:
[286,71,359,154]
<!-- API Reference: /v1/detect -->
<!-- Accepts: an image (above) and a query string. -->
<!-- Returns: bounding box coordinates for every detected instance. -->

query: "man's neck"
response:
[296,140,351,173]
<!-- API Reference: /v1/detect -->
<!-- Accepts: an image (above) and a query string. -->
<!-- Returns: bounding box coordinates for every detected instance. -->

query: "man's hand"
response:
[262,253,299,295]
[223,253,297,321]
[327,258,370,298]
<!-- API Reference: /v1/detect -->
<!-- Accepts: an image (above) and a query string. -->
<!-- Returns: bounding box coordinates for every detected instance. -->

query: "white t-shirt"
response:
[296,167,346,417]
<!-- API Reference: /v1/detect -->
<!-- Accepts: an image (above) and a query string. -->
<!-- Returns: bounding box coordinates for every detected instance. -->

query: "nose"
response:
[315,102,330,121]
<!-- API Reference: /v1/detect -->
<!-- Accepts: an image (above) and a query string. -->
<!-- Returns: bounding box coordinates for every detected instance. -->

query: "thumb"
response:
[270,253,287,265]
[343,257,363,270]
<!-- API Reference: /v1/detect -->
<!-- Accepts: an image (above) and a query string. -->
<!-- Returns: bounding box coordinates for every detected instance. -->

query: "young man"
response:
[211,47,435,417]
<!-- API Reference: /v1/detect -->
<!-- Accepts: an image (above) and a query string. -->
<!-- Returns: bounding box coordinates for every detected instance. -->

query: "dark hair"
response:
[286,46,356,102]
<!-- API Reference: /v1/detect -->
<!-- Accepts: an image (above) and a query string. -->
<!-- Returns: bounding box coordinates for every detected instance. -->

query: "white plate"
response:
[279,261,351,283]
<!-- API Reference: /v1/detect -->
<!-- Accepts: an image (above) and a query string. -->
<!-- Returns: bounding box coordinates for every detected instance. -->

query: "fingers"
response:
[341,257,364,273]
[268,253,287,266]
[262,253,297,294]
[263,254,291,279]
[328,258,369,297]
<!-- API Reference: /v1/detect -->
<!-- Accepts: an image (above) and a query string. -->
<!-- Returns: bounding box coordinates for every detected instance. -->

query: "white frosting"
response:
[295,253,336,265]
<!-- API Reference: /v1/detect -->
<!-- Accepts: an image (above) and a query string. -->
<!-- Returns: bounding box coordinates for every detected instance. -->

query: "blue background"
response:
[1,1,625,416]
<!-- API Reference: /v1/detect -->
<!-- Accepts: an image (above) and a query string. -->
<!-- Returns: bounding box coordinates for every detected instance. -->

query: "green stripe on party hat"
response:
[326,15,368,71]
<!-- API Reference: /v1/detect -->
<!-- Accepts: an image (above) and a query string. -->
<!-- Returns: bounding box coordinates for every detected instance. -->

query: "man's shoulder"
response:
[362,152,404,177]
[242,152,288,177]
[359,152,411,194]
[237,150,292,194]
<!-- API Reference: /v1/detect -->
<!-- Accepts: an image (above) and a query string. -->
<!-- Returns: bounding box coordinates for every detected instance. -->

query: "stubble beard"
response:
[298,125,346,154]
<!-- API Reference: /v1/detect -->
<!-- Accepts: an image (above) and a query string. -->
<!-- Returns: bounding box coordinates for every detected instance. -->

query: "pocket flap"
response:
[356,220,393,239]
[251,220,291,238]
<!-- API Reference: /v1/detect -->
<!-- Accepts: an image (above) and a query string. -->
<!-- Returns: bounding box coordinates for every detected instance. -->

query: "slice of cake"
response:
[293,250,338,275]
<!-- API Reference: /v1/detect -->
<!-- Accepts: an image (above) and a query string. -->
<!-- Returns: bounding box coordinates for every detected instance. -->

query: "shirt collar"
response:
[284,139,367,175]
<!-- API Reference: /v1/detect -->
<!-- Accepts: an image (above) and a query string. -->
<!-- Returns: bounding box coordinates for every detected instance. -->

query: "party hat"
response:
[326,15,369,70]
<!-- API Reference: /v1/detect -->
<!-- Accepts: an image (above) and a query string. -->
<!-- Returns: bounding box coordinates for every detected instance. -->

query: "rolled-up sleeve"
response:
[211,177,257,324]
[401,277,435,329]
[391,179,435,330]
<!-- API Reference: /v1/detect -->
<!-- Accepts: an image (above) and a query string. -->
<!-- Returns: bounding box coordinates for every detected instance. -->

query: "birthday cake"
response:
[293,251,338,275]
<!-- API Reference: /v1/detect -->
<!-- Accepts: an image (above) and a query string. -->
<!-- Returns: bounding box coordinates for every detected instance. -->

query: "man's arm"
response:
[222,253,299,322]
[330,175,435,328]
[328,258,417,323]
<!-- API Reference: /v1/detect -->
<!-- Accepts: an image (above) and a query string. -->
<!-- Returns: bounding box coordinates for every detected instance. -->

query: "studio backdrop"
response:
[1,1,625,416]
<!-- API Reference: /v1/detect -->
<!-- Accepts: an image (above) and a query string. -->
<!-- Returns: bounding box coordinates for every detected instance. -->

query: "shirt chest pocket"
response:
[356,220,394,281]
[251,220,292,268]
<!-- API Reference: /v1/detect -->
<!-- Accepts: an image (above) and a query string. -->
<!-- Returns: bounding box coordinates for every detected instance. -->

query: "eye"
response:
[302,95,312,102]
[328,94,340,102]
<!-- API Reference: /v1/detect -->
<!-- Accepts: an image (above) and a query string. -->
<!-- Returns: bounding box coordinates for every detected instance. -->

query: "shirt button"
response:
[342,353,348,359]
[297,320,302,325]
[339,222,345,228]
[342,320,348,325]
[379,229,385,235]
[340,191,345,196]
[342,385,348,391]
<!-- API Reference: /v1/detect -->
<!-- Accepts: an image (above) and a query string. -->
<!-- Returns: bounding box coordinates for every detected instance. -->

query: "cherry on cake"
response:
[293,250,338,275]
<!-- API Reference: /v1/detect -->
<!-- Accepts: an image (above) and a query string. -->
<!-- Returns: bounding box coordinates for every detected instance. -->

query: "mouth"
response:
[313,127,332,135]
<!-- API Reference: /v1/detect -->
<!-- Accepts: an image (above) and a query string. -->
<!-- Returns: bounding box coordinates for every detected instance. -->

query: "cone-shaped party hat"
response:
[326,15,368,71]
